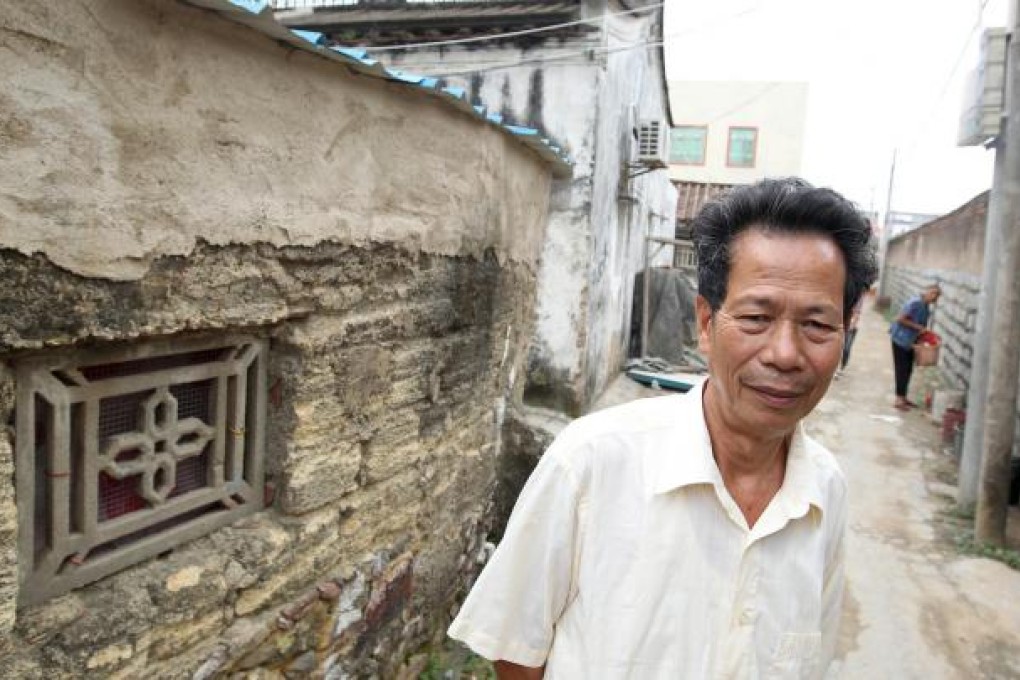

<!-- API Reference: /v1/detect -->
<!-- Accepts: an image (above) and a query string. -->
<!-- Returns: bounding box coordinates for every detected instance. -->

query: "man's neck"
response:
[703,383,791,528]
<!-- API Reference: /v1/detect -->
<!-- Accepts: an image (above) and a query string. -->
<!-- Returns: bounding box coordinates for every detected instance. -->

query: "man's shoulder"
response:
[571,392,693,438]
[547,392,694,464]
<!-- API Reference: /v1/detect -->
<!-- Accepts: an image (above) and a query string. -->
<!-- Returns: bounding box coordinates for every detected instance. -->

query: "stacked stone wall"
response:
[0,242,535,678]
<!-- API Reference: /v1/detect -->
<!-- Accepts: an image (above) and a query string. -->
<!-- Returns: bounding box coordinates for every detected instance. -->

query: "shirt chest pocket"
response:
[768,632,821,679]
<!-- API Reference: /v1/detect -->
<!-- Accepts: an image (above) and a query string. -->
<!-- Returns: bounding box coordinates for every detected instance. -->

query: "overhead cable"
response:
[901,0,994,148]
[361,2,665,53]
[421,6,762,77]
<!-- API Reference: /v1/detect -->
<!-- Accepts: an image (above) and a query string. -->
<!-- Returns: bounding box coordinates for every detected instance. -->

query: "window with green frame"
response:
[670,126,707,164]
[727,127,758,167]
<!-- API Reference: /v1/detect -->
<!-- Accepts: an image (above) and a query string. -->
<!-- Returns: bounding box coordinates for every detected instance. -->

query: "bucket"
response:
[941,408,965,445]
[914,342,939,366]
[932,389,965,423]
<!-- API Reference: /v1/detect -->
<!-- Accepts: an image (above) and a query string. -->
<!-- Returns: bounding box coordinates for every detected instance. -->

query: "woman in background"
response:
[889,284,941,410]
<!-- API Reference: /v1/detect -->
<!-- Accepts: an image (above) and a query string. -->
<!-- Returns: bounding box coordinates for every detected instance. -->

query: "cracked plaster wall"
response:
[0,0,549,280]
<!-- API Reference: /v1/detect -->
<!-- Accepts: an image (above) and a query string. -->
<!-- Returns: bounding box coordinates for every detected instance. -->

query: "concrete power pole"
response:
[959,128,1007,509]
[976,0,1020,545]
[876,150,898,299]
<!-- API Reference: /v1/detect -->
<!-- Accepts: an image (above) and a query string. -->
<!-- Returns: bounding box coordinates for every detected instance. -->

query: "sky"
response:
[663,0,1007,217]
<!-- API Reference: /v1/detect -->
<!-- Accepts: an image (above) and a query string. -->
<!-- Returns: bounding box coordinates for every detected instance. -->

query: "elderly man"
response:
[448,178,878,679]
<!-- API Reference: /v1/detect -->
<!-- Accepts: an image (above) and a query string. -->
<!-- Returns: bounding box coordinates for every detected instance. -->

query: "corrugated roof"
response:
[279,1,581,30]
[276,1,589,48]
[674,181,736,221]
[184,0,573,177]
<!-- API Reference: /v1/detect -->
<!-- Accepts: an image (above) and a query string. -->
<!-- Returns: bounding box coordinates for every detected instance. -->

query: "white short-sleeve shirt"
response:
[448,387,847,679]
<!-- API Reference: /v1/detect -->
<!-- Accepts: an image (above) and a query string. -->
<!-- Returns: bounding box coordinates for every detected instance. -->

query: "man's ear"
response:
[695,295,713,355]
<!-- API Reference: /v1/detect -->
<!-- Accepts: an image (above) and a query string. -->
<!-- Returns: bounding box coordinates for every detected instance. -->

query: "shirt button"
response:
[740,608,756,625]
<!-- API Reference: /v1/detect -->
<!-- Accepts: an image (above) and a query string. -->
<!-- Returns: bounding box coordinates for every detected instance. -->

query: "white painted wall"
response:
[383,0,676,412]
[667,80,808,184]
[584,6,677,405]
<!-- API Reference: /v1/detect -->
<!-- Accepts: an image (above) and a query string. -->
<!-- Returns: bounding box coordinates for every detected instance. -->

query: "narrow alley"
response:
[807,303,1020,678]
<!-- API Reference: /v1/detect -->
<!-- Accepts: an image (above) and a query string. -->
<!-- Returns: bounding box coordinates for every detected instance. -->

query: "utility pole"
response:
[876,149,898,298]
[976,0,1020,545]
[958,140,1005,508]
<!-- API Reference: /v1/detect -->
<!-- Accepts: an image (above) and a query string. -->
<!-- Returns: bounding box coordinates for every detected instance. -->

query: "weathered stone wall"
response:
[0,0,553,677]
[1,244,533,678]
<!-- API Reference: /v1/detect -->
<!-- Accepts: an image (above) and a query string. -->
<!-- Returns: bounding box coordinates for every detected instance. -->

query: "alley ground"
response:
[808,304,1020,678]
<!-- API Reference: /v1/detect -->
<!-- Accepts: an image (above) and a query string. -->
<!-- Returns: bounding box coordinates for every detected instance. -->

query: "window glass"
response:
[670,126,707,164]
[727,127,758,167]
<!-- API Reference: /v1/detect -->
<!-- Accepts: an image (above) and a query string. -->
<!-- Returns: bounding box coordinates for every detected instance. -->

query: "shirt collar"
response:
[650,383,829,517]
[649,385,719,494]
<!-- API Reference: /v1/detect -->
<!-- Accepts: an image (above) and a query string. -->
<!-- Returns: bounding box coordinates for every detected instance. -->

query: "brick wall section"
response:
[0,242,534,677]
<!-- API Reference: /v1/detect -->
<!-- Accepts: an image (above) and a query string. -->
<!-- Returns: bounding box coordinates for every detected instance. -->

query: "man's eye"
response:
[738,315,770,328]
[804,320,839,335]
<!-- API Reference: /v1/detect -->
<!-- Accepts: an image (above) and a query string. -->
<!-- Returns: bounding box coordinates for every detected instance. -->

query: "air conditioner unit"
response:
[636,120,669,168]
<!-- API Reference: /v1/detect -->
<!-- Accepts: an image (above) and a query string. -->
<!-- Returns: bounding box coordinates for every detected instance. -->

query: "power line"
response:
[359,2,665,53]
[701,83,783,125]
[420,6,762,78]
[429,40,662,77]
[901,0,994,147]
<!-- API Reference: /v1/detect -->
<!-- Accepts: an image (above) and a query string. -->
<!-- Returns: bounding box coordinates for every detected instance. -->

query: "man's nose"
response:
[760,320,802,370]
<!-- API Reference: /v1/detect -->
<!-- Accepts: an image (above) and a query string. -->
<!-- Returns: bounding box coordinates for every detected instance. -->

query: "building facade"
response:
[668,80,808,184]
[667,80,808,233]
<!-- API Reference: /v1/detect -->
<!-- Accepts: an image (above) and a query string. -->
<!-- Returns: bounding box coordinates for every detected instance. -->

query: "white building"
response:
[666,80,808,231]
[668,80,808,183]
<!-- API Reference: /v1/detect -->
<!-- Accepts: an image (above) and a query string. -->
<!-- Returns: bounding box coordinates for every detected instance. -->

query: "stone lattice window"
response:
[14,337,267,605]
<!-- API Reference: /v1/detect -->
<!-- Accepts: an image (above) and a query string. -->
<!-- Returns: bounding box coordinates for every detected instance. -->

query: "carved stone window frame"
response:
[14,335,267,605]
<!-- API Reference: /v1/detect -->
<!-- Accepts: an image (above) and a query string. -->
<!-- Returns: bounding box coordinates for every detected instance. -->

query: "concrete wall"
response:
[885,193,988,276]
[667,81,808,184]
[383,0,677,415]
[0,1,552,676]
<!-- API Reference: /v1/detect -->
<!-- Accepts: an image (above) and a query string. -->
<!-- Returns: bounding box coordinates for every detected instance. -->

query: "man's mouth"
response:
[746,384,805,407]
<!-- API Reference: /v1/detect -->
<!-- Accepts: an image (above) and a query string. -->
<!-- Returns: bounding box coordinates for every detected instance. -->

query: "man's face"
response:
[697,228,846,440]
[924,288,941,304]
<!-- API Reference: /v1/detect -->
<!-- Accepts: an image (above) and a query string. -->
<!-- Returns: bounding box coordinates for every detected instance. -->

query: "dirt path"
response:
[807,305,1020,679]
